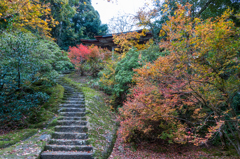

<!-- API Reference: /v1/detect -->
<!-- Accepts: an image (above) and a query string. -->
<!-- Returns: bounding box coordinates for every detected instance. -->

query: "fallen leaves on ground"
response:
[110,125,237,159]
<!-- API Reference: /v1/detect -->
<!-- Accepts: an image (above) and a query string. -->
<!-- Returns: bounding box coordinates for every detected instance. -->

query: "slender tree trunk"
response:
[219,128,228,150]
[18,57,21,89]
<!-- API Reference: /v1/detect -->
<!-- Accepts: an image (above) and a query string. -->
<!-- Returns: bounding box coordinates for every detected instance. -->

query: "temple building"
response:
[80,29,153,52]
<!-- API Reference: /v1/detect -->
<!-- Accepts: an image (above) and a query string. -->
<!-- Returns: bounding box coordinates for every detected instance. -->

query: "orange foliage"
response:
[119,3,240,150]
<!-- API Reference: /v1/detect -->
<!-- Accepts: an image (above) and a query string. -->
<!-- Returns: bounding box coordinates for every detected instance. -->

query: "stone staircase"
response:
[41,81,93,159]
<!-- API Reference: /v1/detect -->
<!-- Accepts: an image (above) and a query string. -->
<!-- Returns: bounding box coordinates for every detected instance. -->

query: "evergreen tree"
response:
[72,0,108,39]
[43,0,108,50]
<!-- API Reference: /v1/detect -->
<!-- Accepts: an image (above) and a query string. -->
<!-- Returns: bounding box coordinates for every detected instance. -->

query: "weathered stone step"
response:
[59,108,85,112]
[63,95,82,98]
[55,126,87,132]
[63,94,79,97]
[41,151,93,159]
[63,92,81,95]
[60,106,85,109]
[59,112,85,117]
[45,145,93,151]
[52,132,88,139]
[63,88,74,90]
[63,98,84,101]
[57,120,87,125]
[64,101,84,104]
[58,117,86,121]
[63,88,74,91]
[49,139,89,145]
[60,104,85,108]
[64,93,79,95]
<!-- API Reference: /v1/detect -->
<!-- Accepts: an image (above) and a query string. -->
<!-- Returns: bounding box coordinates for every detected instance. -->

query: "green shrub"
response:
[0,31,71,127]
[100,46,164,108]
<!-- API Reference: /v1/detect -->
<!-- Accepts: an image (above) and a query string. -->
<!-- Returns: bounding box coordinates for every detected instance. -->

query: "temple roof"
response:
[81,30,152,48]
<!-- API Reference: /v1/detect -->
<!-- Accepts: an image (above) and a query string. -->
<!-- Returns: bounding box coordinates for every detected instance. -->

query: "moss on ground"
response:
[0,83,64,157]
[0,129,54,159]
[0,129,38,149]
[61,74,118,159]
[28,84,64,129]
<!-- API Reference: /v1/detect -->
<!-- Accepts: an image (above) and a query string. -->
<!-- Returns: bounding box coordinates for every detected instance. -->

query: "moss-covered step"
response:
[41,80,93,159]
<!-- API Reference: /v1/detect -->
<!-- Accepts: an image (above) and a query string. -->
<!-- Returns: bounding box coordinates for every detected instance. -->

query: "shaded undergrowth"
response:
[0,83,64,150]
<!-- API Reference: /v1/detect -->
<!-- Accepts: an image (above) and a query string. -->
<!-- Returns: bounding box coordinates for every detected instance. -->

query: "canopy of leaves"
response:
[53,0,108,50]
[0,0,58,38]
[73,0,108,38]
[136,0,240,40]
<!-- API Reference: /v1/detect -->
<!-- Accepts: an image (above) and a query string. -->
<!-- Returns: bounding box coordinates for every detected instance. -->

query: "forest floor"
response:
[109,125,239,159]
[0,129,51,159]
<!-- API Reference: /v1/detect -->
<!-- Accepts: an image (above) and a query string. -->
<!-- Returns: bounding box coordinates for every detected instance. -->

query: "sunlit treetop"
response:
[0,0,58,38]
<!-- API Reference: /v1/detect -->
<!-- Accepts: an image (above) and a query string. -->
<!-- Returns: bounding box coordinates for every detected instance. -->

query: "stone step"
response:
[45,145,93,151]
[60,104,85,107]
[64,93,79,95]
[58,117,86,121]
[57,120,87,126]
[63,95,81,98]
[63,91,77,93]
[55,126,87,132]
[63,95,80,98]
[59,108,85,112]
[52,132,88,139]
[64,101,84,104]
[63,98,84,101]
[59,112,85,117]
[41,151,93,159]
[49,139,89,145]
[60,106,85,109]
[63,87,75,90]
[62,87,74,89]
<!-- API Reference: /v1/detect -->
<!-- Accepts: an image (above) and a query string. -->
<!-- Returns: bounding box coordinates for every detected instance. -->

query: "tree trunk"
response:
[219,129,228,150]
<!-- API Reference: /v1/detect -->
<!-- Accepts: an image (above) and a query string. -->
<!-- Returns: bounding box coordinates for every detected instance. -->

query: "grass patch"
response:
[27,84,64,129]
[48,117,62,128]
[61,74,118,159]
[0,129,38,148]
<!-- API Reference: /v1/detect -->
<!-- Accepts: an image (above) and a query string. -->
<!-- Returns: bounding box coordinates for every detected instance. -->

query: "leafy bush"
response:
[119,5,240,155]
[68,44,110,76]
[98,60,118,95]
[113,48,143,107]
[99,46,164,108]
[68,44,91,75]
[0,31,71,127]
[36,39,73,72]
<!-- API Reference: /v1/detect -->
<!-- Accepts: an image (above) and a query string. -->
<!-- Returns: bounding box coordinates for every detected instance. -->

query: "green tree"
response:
[72,0,108,39]
[0,31,72,127]
[50,0,108,50]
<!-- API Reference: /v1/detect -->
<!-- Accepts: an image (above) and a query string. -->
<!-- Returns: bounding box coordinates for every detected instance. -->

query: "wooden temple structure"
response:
[80,30,153,52]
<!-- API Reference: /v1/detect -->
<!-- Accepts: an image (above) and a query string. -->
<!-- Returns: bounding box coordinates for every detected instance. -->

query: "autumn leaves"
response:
[118,3,240,154]
[0,0,58,37]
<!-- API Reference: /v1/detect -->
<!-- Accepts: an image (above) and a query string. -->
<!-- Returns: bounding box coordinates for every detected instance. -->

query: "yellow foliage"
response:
[0,0,58,38]
[113,29,151,58]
